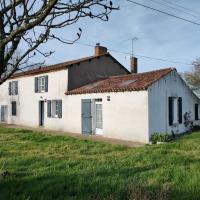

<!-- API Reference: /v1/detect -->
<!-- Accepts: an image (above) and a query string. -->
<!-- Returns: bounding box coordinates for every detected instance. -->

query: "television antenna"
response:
[122,37,138,56]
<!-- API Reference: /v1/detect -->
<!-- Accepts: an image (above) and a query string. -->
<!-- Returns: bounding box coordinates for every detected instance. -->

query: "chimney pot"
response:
[95,43,107,56]
[130,56,138,73]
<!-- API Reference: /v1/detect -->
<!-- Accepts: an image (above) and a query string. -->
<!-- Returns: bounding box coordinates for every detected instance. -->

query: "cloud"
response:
[36,0,200,73]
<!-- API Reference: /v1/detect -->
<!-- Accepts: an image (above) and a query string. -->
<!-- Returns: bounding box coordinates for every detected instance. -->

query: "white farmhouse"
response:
[0,45,200,143]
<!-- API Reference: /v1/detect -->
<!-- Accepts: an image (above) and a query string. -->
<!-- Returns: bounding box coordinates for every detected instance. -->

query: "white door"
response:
[95,102,103,135]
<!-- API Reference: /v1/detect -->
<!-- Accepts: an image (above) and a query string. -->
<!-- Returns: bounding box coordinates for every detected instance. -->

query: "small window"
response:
[51,100,59,118]
[35,76,48,93]
[11,101,17,116]
[95,98,102,102]
[195,104,199,120]
[9,81,18,95]
[39,76,46,92]
[47,100,62,118]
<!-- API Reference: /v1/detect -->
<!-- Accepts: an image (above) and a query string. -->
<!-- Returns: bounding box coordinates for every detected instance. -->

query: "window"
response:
[0,105,7,122]
[11,101,17,116]
[95,98,102,102]
[47,100,62,118]
[35,76,48,93]
[169,97,182,126]
[9,81,18,95]
[195,104,199,120]
[39,76,46,92]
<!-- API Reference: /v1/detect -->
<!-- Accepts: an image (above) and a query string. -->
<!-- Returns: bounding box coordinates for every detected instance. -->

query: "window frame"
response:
[35,76,48,93]
[47,100,62,118]
[39,76,46,93]
[9,81,18,95]
[51,100,59,118]
[169,96,182,126]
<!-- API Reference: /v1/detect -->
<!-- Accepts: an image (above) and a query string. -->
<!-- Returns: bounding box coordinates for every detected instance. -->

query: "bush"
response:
[150,133,171,144]
[192,125,200,131]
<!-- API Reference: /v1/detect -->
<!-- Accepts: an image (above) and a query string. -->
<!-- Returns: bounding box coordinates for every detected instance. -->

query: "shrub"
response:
[150,133,171,144]
[192,125,200,131]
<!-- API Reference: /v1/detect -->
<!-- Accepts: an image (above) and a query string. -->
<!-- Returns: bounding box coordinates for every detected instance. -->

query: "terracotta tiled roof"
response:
[66,68,175,95]
[10,53,112,79]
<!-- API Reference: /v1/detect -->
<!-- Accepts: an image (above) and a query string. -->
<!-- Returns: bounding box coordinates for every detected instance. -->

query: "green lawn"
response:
[0,126,200,200]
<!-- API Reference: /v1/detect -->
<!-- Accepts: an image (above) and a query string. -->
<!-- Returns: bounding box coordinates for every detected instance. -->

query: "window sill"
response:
[36,91,47,93]
[50,116,61,119]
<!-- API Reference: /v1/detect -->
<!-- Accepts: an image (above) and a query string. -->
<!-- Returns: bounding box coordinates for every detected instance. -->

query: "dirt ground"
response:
[1,123,145,147]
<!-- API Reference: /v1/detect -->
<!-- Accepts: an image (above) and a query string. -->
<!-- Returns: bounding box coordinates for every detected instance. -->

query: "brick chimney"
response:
[130,56,138,73]
[95,43,107,56]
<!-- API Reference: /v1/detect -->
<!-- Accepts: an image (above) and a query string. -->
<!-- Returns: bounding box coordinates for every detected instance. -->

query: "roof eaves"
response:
[9,53,110,79]
[143,68,175,89]
[65,86,148,95]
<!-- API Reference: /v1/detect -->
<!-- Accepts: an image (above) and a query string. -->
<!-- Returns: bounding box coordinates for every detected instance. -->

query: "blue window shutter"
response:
[169,97,173,126]
[15,81,18,95]
[9,82,11,95]
[47,100,51,118]
[58,100,62,118]
[11,101,17,116]
[178,97,182,124]
[195,104,199,120]
[35,77,39,93]
[45,76,48,92]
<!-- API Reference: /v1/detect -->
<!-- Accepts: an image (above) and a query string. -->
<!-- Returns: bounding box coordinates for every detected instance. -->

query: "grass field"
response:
[0,126,200,200]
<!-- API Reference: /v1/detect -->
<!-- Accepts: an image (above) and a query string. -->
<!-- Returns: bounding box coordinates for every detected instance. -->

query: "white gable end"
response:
[148,70,200,137]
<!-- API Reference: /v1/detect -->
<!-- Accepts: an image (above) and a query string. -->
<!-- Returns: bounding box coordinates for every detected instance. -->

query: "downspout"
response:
[165,88,168,133]
[147,87,150,143]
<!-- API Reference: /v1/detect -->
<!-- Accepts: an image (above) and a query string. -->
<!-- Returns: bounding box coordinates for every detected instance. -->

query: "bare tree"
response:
[185,58,200,88]
[0,0,117,84]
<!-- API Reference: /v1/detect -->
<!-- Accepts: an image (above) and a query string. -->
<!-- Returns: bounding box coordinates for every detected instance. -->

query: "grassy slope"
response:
[0,126,200,200]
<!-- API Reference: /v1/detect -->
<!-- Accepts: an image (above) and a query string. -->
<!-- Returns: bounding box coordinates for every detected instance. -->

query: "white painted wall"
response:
[0,73,149,142]
[148,70,200,138]
[1,68,199,144]
[0,69,68,127]
[64,92,149,143]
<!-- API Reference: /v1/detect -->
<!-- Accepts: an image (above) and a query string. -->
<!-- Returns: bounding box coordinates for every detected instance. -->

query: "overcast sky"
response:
[34,0,200,73]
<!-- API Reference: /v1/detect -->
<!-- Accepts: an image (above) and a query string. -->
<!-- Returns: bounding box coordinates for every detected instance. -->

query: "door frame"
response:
[95,101,103,135]
[39,101,45,126]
